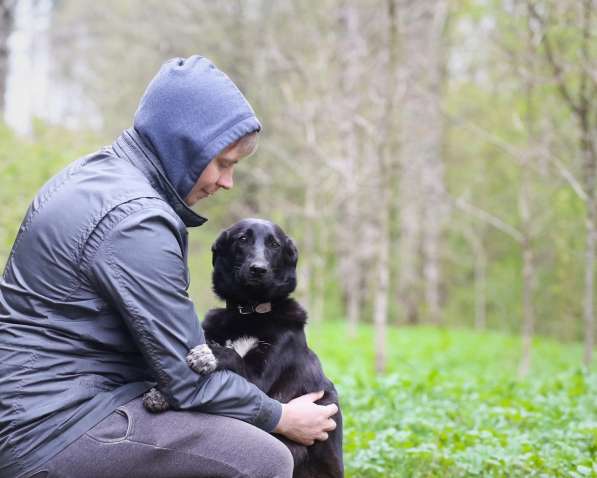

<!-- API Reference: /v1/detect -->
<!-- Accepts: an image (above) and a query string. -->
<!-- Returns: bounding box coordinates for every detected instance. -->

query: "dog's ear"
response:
[211,230,230,266]
[284,237,299,266]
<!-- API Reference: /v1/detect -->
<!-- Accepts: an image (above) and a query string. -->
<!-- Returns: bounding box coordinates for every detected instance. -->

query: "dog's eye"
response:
[269,239,280,248]
[238,235,248,243]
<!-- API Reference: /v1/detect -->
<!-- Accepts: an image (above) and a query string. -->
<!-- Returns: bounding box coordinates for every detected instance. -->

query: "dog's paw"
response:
[186,343,218,374]
[143,387,170,413]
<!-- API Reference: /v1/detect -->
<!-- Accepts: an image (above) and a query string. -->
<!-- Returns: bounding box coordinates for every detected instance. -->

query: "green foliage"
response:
[443,15,588,339]
[307,321,597,477]
[33,0,594,344]
[0,124,95,263]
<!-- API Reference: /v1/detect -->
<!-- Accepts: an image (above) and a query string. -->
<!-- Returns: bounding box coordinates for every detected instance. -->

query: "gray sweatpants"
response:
[27,396,294,478]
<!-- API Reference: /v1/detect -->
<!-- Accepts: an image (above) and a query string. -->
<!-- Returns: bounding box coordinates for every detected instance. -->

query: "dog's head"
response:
[211,218,298,304]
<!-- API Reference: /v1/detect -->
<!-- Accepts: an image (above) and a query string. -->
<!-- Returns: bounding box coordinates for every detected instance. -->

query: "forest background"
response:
[0,0,596,476]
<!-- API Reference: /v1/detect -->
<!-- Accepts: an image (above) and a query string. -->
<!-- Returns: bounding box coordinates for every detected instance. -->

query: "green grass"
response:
[306,321,597,477]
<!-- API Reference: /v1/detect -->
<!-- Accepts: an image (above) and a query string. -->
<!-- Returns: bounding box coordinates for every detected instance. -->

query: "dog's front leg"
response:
[187,341,249,377]
[207,341,249,377]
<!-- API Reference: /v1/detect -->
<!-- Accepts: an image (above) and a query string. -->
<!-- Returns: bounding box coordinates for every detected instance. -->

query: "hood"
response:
[133,55,261,199]
[112,128,208,228]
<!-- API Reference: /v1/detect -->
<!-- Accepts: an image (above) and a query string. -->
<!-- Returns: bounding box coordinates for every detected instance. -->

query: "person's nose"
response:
[217,169,234,190]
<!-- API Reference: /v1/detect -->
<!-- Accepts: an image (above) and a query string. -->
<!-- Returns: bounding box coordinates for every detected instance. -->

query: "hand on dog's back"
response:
[273,390,338,446]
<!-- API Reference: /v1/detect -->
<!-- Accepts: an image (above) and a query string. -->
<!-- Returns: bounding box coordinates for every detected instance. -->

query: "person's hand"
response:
[273,391,338,446]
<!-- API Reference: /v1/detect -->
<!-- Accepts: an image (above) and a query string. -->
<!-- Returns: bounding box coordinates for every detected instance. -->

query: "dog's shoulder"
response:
[203,308,224,327]
[277,298,307,326]
[202,308,235,342]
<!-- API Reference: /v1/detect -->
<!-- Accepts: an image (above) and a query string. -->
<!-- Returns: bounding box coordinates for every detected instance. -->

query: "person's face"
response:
[184,140,253,206]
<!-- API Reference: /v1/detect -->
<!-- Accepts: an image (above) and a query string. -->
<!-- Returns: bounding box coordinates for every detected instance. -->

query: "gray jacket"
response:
[0,129,282,478]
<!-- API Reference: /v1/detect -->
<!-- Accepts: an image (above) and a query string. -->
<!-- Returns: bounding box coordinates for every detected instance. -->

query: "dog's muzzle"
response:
[241,261,271,286]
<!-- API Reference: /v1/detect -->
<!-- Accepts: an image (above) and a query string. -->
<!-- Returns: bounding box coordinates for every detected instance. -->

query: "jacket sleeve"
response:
[88,206,282,432]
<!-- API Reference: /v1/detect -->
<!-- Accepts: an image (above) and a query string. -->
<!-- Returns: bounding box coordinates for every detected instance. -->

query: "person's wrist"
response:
[253,395,283,432]
[273,403,288,434]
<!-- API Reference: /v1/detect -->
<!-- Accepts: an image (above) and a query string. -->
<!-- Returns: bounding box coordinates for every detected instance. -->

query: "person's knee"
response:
[271,439,294,478]
[252,436,294,478]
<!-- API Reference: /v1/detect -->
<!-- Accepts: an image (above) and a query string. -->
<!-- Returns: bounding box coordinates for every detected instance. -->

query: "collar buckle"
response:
[237,305,253,315]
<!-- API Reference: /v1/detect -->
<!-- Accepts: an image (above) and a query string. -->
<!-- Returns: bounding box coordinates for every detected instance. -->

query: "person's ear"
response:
[211,230,230,266]
[284,236,298,267]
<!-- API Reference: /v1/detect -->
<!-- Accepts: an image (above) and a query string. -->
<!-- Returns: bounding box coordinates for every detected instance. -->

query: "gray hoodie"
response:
[0,56,281,478]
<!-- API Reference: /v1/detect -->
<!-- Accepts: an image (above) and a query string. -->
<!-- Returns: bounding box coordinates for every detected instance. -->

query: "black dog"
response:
[144,218,343,477]
[203,218,343,478]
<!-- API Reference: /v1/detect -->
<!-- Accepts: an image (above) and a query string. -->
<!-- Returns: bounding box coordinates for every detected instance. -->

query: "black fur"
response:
[204,218,343,478]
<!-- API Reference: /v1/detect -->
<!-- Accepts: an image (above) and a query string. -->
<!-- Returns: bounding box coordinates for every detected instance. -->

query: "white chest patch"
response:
[225,336,259,357]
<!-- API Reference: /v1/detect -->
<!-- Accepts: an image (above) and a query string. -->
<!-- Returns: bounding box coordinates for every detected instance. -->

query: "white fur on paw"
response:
[225,336,259,358]
[143,387,170,413]
[186,344,217,374]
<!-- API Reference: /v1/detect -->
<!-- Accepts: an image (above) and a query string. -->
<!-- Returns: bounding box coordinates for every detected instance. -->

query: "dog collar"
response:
[227,301,272,315]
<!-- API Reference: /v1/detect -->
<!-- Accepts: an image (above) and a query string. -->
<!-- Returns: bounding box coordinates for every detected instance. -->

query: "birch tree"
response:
[397,0,448,325]
[0,0,16,114]
[372,0,400,373]
[528,0,596,366]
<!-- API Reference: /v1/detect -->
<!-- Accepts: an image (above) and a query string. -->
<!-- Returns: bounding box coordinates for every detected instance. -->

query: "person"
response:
[0,55,338,478]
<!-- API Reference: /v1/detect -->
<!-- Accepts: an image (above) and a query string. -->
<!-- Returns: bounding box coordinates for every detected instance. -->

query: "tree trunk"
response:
[0,0,15,114]
[373,0,400,373]
[374,195,390,373]
[518,25,537,379]
[299,180,316,317]
[339,3,364,337]
[463,226,487,330]
[346,276,362,336]
[474,239,487,331]
[583,196,595,366]
[312,222,328,323]
[422,155,446,325]
[579,0,596,368]
[518,235,536,378]
[398,0,448,325]
[529,0,596,367]
[582,110,596,366]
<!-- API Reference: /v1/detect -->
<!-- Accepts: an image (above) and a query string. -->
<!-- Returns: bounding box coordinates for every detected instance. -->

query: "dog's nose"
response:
[249,263,268,276]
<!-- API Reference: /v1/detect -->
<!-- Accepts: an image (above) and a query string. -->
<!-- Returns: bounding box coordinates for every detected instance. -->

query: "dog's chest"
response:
[225,336,260,357]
